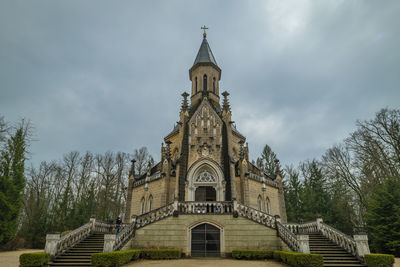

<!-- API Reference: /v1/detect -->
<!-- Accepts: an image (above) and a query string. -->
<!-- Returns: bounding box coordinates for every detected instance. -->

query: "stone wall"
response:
[125,214,290,256]
[247,179,280,216]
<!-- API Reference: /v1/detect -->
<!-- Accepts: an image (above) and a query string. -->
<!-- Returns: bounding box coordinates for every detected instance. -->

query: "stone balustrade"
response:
[248,171,278,188]
[136,202,175,229]
[45,220,93,258]
[276,221,301,252]
[179,201,233,214]
[234,202,276,228]
[284,217,370,261]
[319,222,357,257]
[133,171,161,188]
[284,221,318,234]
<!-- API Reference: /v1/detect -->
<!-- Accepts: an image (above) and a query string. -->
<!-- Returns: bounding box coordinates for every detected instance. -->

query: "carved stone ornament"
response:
[195,170,216,183]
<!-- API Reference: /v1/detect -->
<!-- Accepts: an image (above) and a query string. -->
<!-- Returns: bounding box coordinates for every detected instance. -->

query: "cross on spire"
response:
[201,25,209,38]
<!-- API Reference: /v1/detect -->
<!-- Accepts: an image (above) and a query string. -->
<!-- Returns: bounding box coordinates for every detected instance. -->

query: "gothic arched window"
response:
[195,77,198,93]
[258,195,262,211]
[265,197,270,214]
[195,170,216,183]
[213,77,216,93]
[203,74,207,91]
[148,195,153,212]
[141,197,146,215]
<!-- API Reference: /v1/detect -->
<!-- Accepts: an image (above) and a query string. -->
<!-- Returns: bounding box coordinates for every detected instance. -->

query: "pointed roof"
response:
[193,36,218,67]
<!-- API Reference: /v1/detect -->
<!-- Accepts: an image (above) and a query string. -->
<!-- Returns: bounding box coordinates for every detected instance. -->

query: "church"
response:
[45,30,371,266]
[123,30,288,256]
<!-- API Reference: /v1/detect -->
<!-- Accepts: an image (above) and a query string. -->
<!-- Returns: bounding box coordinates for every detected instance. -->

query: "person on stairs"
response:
[115,216,122,233]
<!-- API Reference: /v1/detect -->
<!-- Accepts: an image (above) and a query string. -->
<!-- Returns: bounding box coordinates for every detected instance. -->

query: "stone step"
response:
[53,259,91,263]
[323,264,365,267]
[49,263,91,266]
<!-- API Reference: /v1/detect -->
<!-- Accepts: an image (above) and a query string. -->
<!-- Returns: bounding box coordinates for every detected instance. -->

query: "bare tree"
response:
[133,147,151,176]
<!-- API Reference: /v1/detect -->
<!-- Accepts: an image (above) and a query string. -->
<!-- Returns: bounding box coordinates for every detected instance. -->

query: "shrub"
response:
[273,250,282,261]
[278,251,323,267]
[140,249,181,259]
[91,250,140,267]
[19,252,50,267]
[365,254,395,267]
[231,250,274,260]
[91,249,180,266]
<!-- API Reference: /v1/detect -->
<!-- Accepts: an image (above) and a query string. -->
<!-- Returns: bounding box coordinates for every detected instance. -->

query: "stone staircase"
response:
[309,232,365,267]
[49,232,104,266]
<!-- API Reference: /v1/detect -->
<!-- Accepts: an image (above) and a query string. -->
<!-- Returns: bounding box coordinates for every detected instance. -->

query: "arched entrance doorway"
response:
[191,223,220,257]
[195,186,216,201]
[187,159,225,201]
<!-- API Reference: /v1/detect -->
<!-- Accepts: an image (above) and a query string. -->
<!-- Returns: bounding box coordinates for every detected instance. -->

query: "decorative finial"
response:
[239,140,245,160]
[130,159,136,177]
[165,141,172,160]
[181,92,189,110]
[222,91,230,111]
[274,159,281,175]
[201,25,209,38]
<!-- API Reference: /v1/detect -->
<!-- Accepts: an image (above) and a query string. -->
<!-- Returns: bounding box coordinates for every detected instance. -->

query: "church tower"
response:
[125,30,287,224]
[189,31,221,108]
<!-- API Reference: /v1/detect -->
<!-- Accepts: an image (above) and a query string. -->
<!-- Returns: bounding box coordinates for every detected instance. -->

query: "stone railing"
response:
[136,202,175,229]
[234,202,276,228]
[93,220,114,233]
[319,222,357,257]
[284,221,318,234]
[284,218,370,261]
[103,217,137,252]
[179,201,233,214]
[277,220,310,253]
[277,221,300,252]
[248,171,278,188]
[45,218,113,257]
[133,171,162,188]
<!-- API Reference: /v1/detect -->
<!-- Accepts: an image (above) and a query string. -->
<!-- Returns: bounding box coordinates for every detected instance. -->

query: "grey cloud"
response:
[0,0,399,167]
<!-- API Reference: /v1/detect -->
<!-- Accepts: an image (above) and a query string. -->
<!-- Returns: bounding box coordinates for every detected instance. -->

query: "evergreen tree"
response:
[284,166,303,222]
[366,177,400,256]
[0,122,30,246]
[260,144,278,175]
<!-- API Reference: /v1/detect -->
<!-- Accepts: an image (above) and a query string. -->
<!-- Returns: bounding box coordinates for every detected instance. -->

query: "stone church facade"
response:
[44,33,371,265]
[123,33,288,256]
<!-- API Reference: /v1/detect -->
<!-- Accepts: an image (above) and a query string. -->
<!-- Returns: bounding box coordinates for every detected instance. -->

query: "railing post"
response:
[44,233,60,258]
[354,234,370,259]
[316,216,323,231]
[173,199,179,211]
[297,234,310,253]
[103,234,116,252]
[233,198,238,211]
[89,217,96,231]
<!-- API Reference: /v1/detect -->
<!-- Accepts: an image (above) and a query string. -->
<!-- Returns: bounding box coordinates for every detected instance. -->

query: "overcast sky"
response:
[1,0,399,168]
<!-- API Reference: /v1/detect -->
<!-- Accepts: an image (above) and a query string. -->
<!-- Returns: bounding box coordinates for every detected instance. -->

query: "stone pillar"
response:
[44,233,60,257]
[103,234,116,252]
[316,217,323,231]
[297,234,310,253]
[173,199,179,211]
[354,234,370,259]
[90,217,96,231]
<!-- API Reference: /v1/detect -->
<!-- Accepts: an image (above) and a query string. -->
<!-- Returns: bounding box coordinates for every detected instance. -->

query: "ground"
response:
[125,259,288,267]
[0,250,399,267]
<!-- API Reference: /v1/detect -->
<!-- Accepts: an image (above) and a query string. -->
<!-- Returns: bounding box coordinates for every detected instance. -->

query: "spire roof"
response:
[193,36,218,67]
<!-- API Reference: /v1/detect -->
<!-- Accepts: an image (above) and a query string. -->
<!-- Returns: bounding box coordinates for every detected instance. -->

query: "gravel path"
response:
[0,250,399,267]
[125,259,288,267]
[0,249,43,267]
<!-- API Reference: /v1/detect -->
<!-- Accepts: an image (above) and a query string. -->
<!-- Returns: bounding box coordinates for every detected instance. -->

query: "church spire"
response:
[189,28,222,108]
[192,36,218,67]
